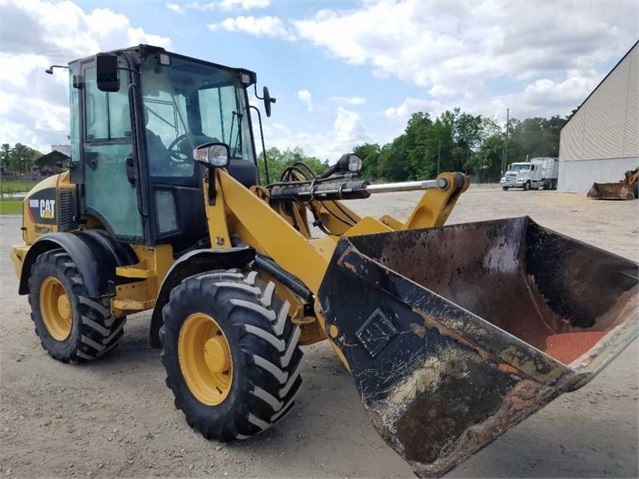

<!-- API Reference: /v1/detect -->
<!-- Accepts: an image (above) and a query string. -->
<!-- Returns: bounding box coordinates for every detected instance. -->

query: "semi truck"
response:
[500,157,558,191]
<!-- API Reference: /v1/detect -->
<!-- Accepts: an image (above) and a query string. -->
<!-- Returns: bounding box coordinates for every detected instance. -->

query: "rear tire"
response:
[28,249,126,363]
[160,270,303,441]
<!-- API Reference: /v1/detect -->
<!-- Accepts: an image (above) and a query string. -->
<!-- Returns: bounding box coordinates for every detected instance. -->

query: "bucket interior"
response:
[348,217,638,364]
[587,182,634,200]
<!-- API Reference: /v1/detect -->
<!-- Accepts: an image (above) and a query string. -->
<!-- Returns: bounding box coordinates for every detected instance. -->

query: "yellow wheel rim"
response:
[40,276,72,341]
[178,313,233,406]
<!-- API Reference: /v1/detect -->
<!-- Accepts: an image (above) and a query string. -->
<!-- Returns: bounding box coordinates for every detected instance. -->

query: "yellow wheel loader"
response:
[11,45,638,478]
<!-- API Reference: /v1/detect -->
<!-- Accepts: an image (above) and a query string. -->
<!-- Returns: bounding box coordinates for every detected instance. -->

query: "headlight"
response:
[338,153,362,173]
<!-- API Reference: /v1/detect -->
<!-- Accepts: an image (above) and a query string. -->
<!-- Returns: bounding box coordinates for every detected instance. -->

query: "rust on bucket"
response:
[544,331,607,364]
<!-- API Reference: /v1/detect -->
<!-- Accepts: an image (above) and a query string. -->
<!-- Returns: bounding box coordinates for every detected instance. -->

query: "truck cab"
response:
[500,162,543,190]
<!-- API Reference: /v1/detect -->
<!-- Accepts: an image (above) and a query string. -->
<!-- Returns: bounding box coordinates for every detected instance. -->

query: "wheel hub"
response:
[204,336,229,373]
[57,295,71,321]
[179,313,233,406]
[40,276,72,341]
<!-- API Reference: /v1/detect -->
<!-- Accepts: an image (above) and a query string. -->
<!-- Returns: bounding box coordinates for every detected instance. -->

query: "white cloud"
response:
[256,107,371,160]
[333,107,370,151]
[293,0,637,118]
[385,68,603,127]
[165,0,270,13]
[385,98,441,121]
[165,3,185,14]
[329,96,366,106]
[218,0,270,11]
[297,90,314,112]
[208,15,295,41]
[0,0,172,152]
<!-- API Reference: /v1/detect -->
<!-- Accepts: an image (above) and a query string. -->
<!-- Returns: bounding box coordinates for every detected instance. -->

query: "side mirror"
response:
[193,142,230,168]
[96,53,119,92]
[263,86,276,117]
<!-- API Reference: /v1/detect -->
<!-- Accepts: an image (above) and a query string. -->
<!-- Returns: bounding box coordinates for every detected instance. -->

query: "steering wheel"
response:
[166,134,190,164]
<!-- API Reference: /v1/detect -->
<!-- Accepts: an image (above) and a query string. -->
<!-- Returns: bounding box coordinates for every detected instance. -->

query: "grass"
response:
[1,180,38,197]
[0,180,37,216]
[0,199,23,215]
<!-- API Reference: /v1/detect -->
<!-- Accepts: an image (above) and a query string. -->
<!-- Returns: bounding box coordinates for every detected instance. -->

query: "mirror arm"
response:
[207,168,217,206]
[253,83,264,100]
[249,105,270,184]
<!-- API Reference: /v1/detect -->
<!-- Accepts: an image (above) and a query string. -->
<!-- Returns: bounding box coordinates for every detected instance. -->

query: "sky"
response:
[0,0,637,161]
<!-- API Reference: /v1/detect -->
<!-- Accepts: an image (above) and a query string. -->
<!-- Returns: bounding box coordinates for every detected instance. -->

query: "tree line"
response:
[1,144,43,175]
[259,109,569,184]
[354,109,568,183]
[1,108,567,183]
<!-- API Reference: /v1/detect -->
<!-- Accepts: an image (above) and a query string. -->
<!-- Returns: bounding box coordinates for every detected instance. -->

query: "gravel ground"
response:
[1,185,637,479]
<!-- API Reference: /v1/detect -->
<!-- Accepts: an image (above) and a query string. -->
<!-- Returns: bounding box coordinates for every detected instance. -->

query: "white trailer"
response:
[530,157,559,190]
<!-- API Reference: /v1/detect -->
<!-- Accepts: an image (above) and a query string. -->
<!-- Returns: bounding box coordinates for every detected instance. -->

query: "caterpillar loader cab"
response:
[11,45,638,478]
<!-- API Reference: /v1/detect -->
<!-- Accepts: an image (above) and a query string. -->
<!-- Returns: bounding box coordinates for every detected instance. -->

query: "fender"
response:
[148,246,255,348]
[19,231,138,298]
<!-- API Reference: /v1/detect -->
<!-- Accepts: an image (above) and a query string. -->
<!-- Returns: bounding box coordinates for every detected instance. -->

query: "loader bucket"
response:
[587,181,635,200]
[318,216,638,478]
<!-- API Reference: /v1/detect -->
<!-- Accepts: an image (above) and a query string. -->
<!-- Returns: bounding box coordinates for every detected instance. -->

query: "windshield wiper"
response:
[229,110,243,156]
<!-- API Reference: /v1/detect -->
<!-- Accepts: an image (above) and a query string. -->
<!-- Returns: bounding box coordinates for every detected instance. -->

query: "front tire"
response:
[523,181,530,191]
[28,249,126,363]
[160,270,303,441]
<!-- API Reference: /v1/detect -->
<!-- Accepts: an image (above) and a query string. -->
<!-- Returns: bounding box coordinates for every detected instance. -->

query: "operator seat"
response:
[143,108,174,176]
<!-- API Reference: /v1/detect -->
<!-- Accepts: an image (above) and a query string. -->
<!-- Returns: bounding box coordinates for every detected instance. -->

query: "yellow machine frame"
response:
[13,167,467,353]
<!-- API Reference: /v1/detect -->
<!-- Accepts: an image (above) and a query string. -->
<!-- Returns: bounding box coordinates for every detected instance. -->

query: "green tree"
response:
[350,108,566,183]
[506,116,565,163]
[8,143,41,174]
[377,140,411,181]
[473,134,504,182]
[353,143,381,180]
[257,146,325,184]
[403,112,434,180]
[541,115,567,156]
[0,144,10,171]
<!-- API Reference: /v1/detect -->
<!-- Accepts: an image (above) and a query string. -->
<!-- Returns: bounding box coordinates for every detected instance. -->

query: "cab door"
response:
[79,60,145,241]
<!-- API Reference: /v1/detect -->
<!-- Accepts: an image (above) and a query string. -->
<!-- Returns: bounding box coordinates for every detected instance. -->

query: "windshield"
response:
[510,164,531,172]
[140,56,255,177]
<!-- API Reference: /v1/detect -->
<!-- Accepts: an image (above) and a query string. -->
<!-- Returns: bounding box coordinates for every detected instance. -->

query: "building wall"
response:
[558,157,638,192]
[559,43,638,192]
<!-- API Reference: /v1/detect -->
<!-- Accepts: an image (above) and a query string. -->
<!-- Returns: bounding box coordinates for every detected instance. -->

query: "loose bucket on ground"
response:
[587,182,635,200]
[318,216,638,478]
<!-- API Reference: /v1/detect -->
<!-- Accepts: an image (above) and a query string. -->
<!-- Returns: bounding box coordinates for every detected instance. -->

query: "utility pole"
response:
[504,108,510,174]
[437,139,441,175]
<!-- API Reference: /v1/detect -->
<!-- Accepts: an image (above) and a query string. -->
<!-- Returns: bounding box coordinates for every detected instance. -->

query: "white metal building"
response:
[558,41,638,192]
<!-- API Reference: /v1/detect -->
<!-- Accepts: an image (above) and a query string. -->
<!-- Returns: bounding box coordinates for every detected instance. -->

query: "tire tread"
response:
[161,270,303,441]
